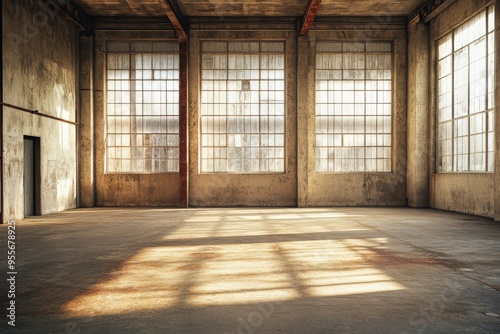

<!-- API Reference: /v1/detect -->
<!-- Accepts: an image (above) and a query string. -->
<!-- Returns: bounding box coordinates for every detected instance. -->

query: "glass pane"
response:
[438,34,452,59]
[315,42,392,172]
[200,41,286,173]
[437,6,495,173]
[106,41,180,173]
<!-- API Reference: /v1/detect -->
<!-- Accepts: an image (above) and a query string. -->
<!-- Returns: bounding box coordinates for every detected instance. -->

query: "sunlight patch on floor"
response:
[63,221,405,317]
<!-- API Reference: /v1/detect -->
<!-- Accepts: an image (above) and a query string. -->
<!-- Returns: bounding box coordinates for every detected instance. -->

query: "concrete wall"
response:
[2,0,78,222]
[93,30,181,207]
[93,18,409,208]
[407,22,430,208]
[79,34,95,208]
[299,24,408,207]
[429,0,496,218]
[3,2,499,216]
[431,174,494,217]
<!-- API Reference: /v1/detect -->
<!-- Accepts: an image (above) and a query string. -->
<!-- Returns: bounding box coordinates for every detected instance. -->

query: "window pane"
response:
[106,41,179,173]
[437,6,495,172]
[200,41,286,173]
[315,42,392,172]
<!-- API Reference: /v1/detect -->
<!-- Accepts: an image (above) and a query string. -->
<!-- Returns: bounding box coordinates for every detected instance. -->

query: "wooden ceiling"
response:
[70,0,425,17]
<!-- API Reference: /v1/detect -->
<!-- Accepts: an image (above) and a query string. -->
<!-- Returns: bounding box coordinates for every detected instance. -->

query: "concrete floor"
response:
[1,208,500,333]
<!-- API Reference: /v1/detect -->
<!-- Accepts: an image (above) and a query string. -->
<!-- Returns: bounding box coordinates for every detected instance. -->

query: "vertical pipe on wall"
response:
[179,39,188,207]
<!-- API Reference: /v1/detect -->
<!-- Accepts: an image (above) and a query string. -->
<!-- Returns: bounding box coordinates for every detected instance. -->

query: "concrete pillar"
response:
[179,40,188,207]
[495,0,500,221]
[407,21,430,208]
[297,35,309,207]
[78,34,95,207]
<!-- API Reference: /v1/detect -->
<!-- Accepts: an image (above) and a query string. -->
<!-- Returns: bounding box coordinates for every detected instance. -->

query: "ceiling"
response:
[71,0,425,17]
[319,0,424,16]
[70,0,167,17]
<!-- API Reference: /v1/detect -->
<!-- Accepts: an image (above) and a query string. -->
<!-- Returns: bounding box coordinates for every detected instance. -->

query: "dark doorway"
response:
[24,136,40,217]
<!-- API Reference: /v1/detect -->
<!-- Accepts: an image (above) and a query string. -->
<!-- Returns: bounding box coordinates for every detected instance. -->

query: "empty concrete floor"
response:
[2,208,500,333]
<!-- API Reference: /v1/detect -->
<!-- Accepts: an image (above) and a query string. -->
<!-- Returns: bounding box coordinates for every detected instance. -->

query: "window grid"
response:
[437,6,495,173]
[316,42,393,173]
[106,41,180,173]
[200,41,285,173]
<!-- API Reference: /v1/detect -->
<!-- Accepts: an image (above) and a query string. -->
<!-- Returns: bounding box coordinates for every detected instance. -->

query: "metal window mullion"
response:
[130,52,138,169]
[340,50,344,151]
[225,50,229,172]
[363,44,367,172]
[485,11,491,171]
[258,47,262,171]
[331,52,336,170]
[106,53,110,172]
[467,44,471,172]
[363,51,367,172]
[451,34,456,172]
[375,51,380,172]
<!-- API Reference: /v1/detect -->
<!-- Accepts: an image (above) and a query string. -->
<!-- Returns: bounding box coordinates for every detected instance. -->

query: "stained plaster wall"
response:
[429,0,496,218]
[2,0,77,221]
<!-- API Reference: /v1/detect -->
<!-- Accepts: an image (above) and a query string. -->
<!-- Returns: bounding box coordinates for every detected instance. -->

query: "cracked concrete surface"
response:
[1,207,500,333]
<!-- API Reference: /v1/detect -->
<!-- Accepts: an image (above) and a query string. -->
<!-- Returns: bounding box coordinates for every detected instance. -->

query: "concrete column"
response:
[78,34,95,207]
[179,40,188,207]
[297,35,309,207]
[407,21,430,208]
[495,0,500,221]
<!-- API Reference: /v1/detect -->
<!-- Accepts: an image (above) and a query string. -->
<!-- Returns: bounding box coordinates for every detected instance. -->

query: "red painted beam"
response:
[159,0,188,206]
[178,40,188,207]
[160,0,188,41]
[300,0,322,36]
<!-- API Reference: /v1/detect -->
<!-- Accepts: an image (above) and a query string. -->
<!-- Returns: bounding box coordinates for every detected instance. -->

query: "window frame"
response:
[198,40,288,174]
[104,40,180,174]
[435,6,495,173]
[314,41,395,174]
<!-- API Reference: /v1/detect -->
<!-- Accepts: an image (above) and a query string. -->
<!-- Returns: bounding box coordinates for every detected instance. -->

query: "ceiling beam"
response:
[300,0,322,36]
[160,0,188,41]
[408,0,457,24]
[42,0,93,34]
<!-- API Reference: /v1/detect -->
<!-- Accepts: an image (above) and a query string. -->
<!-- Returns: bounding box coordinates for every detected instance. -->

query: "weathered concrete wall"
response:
[2,0,77,221]
[431,174,494,217]
[302,28,408,207]
[79,35,94,208]
[429,0,496,218]
[407,22,430,208]
[94,31,181,207]
[429,0,493,40]
[297,35,311,207]
[188,28,298,207]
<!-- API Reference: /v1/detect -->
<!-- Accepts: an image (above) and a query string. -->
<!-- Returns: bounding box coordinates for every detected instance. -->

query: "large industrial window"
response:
[106,41,179,173]
[437,7,495,172]
[316,42,393,172]
[200,41,285,173]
